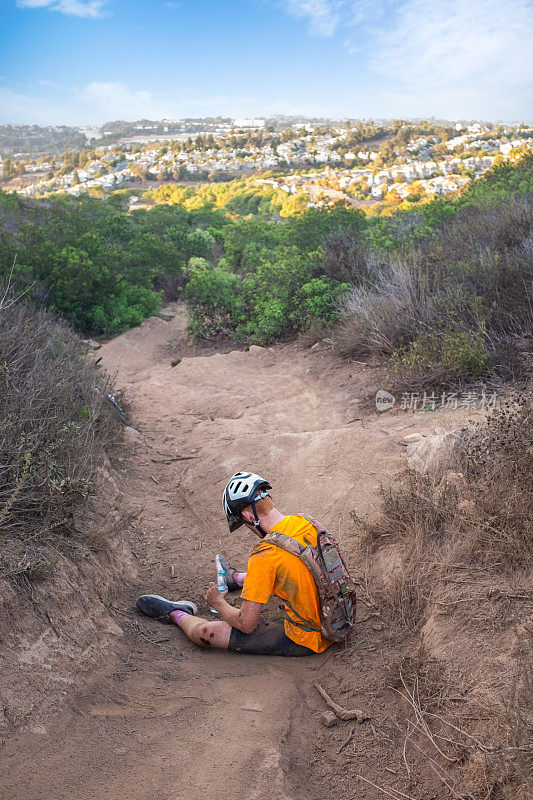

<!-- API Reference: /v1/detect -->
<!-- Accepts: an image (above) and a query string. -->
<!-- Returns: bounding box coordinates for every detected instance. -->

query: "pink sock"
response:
[169,609,188,627]
[234,572,246,586]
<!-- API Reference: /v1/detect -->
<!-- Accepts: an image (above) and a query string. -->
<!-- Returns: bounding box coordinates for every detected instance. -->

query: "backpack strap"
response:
[279,600,322,634]
[264,530,305,556]
[263,531,322,634]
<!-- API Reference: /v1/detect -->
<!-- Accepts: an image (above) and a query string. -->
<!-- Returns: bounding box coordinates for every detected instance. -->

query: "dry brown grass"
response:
[336,198,533,389]
[351,389,533,799]
[337,254,430,359]
[485,659,533,800]
[354,390,532,629]
[388,646,533,800]
[461,396,533,567]
[0,294,122,586]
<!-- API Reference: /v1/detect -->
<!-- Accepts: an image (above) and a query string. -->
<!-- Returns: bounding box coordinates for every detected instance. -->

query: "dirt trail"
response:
[1,304,476,800]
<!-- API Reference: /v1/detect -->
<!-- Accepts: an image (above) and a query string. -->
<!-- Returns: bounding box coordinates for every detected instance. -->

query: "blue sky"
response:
[1,0,532,124]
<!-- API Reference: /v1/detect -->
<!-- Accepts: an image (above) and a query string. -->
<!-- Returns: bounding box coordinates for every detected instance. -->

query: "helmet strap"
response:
[250,493,271,538]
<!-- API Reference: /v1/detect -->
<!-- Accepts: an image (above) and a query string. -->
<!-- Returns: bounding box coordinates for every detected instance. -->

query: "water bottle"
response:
[210,554,228,614]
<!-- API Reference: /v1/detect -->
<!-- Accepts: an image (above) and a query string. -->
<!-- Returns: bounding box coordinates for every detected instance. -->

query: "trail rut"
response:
[1,304,477,800]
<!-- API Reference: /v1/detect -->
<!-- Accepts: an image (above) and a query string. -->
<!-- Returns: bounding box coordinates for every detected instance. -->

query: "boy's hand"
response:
[205,581,226,609]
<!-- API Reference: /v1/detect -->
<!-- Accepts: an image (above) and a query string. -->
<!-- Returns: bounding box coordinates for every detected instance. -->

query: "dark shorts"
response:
[228,619,314,656]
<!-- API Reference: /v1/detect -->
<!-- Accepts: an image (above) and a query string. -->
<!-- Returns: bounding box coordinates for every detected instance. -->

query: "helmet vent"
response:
[234,481,242,492]
[242,483,249,492]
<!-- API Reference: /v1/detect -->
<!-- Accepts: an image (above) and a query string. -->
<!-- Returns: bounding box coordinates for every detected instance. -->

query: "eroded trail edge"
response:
[1,306,475,800]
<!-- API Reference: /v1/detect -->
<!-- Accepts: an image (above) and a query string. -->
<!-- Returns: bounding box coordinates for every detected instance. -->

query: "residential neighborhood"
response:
[1,117,531,210]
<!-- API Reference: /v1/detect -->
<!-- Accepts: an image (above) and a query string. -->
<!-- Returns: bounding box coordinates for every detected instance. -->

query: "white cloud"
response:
[0,83,160,126]
[77,81,160,116]
[17,0,107,18]
[278,0,533,118]
[280,0,341,36]
[0,78,335,125]
[372,0,533,118]
[0,85,82,125]
[375,0,531,83]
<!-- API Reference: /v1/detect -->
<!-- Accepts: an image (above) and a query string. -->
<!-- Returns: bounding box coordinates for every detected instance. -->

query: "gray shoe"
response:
[136,594,197,620]
[216,554,241,592]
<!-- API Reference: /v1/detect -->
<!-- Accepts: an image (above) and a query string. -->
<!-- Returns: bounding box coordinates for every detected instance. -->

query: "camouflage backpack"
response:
[263,515,356,642]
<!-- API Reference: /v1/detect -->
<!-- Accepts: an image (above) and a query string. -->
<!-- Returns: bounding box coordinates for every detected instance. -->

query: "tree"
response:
[431,143,448,159]
[2,157,15,180]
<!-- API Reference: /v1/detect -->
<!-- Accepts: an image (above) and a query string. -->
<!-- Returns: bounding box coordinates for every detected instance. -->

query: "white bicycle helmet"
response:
[222,471,272,532]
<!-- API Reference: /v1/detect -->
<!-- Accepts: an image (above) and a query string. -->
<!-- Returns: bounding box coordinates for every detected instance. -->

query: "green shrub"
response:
[1,156,531,353]
[246,297,288,343]
[391,327,489,388]
[299,277,349,328]
[0,192,216,335]
[184,246,348,345]
[184,259,241,340]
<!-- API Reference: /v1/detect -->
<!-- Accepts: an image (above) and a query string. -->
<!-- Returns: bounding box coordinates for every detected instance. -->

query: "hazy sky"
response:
[1,0,532,125]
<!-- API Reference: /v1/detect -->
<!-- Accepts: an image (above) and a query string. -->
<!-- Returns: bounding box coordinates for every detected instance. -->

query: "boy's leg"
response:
[171,611,232,650]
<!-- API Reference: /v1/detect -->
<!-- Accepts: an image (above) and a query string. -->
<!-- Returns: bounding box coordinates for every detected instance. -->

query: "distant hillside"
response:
[0,124,87,156]
[0,117,357,156]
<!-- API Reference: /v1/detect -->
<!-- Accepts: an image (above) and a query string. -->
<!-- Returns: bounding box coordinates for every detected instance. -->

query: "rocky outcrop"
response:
[406,429,462,477]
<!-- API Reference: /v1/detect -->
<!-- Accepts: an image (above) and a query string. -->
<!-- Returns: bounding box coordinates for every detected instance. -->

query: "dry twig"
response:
[314,682,369,722]
[355,774,418,800]
[337,725,356,754]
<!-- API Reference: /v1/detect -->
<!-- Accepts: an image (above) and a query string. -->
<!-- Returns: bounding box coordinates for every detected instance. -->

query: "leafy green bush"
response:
[0,192,222,335]
[184,245,348,345]
[0,156,531,356]
[184,259,241,340]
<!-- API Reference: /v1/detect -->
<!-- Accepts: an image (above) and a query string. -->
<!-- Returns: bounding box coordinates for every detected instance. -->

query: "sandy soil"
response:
[0,304,487,800]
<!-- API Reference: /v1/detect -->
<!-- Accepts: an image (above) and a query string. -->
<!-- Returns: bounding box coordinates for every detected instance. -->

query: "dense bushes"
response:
[0,189,361,341]
[391,328,490,386]
[338,192,533,388]
[182,156,532,353]
[184,248,348,344]
[0,294,120,582]
[0,193,225,335]
[183,208,364,343]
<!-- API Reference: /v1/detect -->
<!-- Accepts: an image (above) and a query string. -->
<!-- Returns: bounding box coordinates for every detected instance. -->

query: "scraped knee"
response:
[198,621,218,648]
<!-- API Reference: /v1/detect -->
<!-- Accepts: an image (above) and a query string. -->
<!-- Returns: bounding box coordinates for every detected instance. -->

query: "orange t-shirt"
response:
[240,514,332,653]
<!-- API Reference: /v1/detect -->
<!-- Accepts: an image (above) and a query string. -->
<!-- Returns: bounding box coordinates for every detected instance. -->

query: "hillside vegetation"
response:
[0,153,531,800]
[356,390,533,800]
[0,295,120,583]
[0,157,531,384]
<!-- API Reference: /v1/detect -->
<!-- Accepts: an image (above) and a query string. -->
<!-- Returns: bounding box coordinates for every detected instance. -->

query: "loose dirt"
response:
[0,304,486,800]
